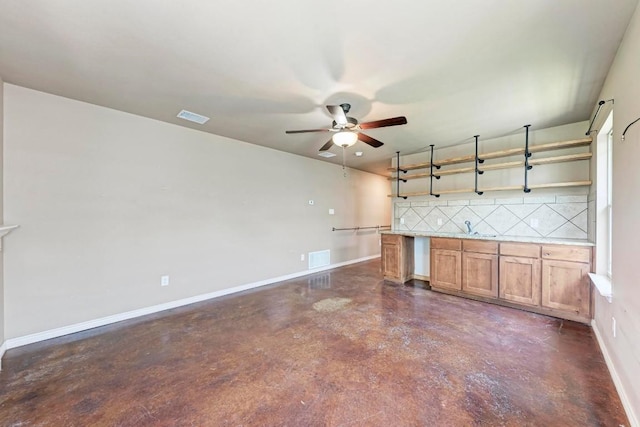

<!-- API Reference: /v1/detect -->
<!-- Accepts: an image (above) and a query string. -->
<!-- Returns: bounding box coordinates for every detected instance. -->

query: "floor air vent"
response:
[308,274,331,289]
[308,250,330,269]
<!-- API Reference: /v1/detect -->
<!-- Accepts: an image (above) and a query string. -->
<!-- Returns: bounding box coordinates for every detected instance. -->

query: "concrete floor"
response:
[0,260,629,426]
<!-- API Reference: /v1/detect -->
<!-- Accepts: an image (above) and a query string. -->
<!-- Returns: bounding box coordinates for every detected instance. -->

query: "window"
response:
[606,128,613,277]
[595,111,613,279]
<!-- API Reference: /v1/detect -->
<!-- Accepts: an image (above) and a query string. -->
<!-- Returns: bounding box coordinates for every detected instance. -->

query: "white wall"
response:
[590,2,640,424]
[0,75,4,351]
[2,84,390,340]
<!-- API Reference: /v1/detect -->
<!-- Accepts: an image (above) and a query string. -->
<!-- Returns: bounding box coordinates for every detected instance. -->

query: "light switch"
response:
[329,209,335,215]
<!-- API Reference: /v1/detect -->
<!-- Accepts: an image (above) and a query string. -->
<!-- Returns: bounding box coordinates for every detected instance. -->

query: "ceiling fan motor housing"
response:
[332,116,358,129]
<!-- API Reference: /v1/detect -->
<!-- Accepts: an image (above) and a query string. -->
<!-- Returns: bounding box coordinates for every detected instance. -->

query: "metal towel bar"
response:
[332,225,391,232]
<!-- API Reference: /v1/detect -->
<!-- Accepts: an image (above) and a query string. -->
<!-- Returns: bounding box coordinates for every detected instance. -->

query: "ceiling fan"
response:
[285,103,408,151]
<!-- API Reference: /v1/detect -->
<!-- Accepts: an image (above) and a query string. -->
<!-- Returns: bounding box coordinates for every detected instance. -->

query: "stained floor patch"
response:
[312,297,352,312]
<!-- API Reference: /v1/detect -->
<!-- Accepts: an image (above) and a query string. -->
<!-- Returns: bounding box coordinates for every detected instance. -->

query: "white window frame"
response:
[606,128,613,278]
[595,111,613,280]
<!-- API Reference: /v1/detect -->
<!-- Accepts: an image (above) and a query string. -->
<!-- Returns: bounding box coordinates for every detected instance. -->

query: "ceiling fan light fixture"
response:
[332,131,358,147]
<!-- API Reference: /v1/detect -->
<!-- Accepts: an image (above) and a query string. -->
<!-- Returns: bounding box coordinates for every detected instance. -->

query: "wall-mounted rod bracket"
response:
[396,151,407,199]
[586,99,614,136]
[429,144,440,197]
[622,117,640,141]
[586,100,605,136]
[474,135,484,195]
[523,124,532,193]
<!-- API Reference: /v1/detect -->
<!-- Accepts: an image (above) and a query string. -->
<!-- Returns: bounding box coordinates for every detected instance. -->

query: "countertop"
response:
[381,230,594,247]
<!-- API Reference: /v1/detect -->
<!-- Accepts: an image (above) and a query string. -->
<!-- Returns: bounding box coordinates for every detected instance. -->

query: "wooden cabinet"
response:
[462,240,498,298]
[541,245,592,321]
[403,232,593,323]
[498,243,541,306]
[499,255,541,306]
[430,238,462,290]
[381,234,414,283]
[496,242,593,321]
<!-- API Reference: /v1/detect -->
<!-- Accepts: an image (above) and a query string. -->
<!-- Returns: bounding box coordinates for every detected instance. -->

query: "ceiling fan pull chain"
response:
[342,146,347,177]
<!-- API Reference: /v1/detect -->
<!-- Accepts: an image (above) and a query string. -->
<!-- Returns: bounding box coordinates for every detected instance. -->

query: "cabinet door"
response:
[431,249,462,291]
[542,260,591,318]
[462,252,498,298]
[381,242,401,281]
[499,256,541,306]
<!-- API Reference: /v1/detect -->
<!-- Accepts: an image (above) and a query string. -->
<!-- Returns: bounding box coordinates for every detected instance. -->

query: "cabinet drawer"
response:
[542,245,591,263]
[431,237,462,251]
[463,239,498,254]
[381,234,402,245]
[500,242,540,258]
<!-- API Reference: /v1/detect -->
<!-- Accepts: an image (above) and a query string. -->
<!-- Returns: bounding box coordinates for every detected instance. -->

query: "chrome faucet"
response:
[464,220,474,234]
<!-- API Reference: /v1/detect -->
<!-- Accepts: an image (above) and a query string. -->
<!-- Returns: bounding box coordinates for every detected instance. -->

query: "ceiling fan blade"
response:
[359,116,407,130]
[326,105,348,126]
[358,133,384,148]
[319,139,334,151]
[285,128,331,134]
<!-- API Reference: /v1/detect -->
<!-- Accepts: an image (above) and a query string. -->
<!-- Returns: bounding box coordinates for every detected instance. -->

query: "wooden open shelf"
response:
[387,135,592,199]
[387,181,592,198]
[388,152,592,181]
[387,137,592,174]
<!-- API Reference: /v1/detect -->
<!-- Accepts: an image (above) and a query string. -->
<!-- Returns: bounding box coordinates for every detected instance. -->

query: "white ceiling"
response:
[1,0,637,175]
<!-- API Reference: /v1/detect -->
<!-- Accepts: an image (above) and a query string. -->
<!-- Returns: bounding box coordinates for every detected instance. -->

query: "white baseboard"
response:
[0,341,6,370]
[591,319,639,427]
[4,255,380,351]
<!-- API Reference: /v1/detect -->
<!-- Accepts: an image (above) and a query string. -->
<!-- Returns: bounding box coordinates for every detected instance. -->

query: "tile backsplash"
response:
[394,195,588,240]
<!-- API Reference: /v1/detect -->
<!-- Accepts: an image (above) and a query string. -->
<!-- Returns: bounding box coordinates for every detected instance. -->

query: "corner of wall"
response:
[1,74,6,367]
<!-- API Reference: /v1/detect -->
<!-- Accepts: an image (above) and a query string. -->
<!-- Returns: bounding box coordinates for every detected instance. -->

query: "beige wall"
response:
[0,75,4,348]
[589,2,640,423]
[2,84,390,339]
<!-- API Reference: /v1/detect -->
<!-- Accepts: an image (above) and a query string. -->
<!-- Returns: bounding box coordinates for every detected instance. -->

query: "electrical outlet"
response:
[437,218,443,226]
[161,275,169,287]
[328,209,335,215]
[612,317,616,338]
[300,254,305,261]
[530,218,539,228]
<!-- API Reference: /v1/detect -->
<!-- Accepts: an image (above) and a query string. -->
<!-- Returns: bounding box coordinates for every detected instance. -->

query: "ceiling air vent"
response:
[318,151,336,158]
[177,110,210,124]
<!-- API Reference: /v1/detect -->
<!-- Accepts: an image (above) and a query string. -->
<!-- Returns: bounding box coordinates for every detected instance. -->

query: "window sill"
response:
[588,273,612,303]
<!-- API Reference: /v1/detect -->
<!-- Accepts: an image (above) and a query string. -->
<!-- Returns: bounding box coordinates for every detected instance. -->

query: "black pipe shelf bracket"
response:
[429,144,440,198]
[474,135,483,195]
[523,124,532,193]
[585,99,614,136]
[396,151,407,199]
